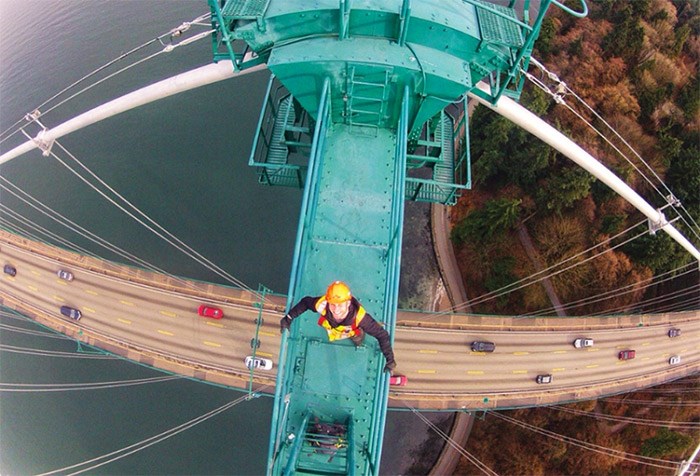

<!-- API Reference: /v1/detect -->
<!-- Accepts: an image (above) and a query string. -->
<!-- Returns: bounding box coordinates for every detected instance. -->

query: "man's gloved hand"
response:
[280,315,292,334]
[384,360,397,373]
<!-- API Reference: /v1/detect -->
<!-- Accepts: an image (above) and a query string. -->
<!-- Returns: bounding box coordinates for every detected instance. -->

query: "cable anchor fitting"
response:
[648,211,668,235]
[25,115,54,157]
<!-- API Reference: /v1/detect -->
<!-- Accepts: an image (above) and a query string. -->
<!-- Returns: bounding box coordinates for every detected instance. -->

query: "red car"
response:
[198,305,223,319]
[389,375,407,386]
[618,349,636,360]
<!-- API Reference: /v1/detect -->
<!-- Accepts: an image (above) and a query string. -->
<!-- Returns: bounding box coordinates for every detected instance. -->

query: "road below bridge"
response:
[1,230,698,410]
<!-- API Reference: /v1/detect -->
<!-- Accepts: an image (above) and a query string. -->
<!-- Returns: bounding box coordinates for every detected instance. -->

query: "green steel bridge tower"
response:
[207,1,587,474]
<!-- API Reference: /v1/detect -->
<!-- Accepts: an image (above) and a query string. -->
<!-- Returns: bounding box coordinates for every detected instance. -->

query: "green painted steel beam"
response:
[206,1,586,473]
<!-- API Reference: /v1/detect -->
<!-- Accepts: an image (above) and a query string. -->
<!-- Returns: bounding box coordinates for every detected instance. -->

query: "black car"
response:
[471,341,496,353]
[536,374,553,384]
[668,328,681,338]
[3,264,17,277]
[60,306,82,321]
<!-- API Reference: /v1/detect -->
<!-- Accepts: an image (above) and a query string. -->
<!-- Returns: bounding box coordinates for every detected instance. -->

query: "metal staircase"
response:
[249,77,312,188]
[405,110,470,205]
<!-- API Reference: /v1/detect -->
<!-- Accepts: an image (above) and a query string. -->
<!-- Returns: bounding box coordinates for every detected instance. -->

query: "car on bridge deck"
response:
[536,374,553,384]
[198,305,224,319]
[669,355,681,365]
[618,349,636,360]
[57,269,74,281]
[245,355,273,370]
[389,375,407,386]
[60,305,82,321]
[573,338,594,348]
[668,328,681,338]
[471,341,496,353]
[3,264,17,277]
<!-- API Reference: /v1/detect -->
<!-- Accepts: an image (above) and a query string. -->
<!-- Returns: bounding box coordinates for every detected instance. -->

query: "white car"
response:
[669,355,681,365]
[245,356,273,370]
[573,338,594,348]
[57,269,74,281]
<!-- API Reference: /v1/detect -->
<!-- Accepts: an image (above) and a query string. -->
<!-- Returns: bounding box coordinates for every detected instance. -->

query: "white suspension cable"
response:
[548,405,700,430]
[39,388,270,476]
[527,57,700,241]
[469,81,700,263]
[590,283,700,316]
[632,292,700,314]
[50,141,261,297]
[0,344,115,359]
[520,263,698,317]
[424,218,648,318]
[0,376,180,392]
[0,12,212,144]
[0,177,187,280]
[491,411,680,470]
[602,398,700,407]
[404,402,498,476]
[0,322,74,340]
[0,203,101,258]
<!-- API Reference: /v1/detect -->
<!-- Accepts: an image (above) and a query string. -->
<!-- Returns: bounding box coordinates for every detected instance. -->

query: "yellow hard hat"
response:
[326,281,352,304]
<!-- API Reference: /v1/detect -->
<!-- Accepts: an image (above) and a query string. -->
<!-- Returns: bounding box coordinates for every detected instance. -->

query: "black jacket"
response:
[287,296,395,363]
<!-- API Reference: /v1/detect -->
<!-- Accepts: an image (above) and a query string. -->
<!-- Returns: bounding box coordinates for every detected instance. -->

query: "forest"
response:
[451,0,699,317]
[451,0,699,474]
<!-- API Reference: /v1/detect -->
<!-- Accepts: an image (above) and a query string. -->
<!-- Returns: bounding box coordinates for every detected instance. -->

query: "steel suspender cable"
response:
[527,57,700,241]
[0,12,212,144]
[49,140,261,298]
[37,388,271,476]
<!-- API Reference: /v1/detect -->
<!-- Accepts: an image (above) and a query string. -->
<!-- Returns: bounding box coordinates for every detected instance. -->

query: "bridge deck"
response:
[1,230,698,411]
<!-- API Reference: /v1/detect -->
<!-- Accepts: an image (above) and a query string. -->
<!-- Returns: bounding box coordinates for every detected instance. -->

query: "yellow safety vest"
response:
[315,297,366,341]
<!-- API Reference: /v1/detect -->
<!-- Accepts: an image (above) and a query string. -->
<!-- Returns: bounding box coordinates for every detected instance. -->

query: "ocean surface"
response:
[0,1,449,474]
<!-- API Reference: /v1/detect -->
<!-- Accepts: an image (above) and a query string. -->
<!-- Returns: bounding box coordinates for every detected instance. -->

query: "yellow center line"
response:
[84,307,96,313]
[260,331,276,337]
[471,352,487,356]
[418,349,438,354]
[159,310,177,318]
[28,285,38,291]
[553,350,567,354]
[586,348,600,352]
[418,369,436,374]
[512,370,528,374]
[56,280,67,286]
[256,351,273,358]
[586,364,599,368]
[616,361,628,365]
[118,318,132,325]
[31,270,41,276]
[467,370,484,375]
[206,321,224,328]
[203,341,221,348]
[85,290,99,296]
[552,368,565,372]
[53,295,64,302]
[120,300,134,306]
[642,342,651,346]
[157,330,174,336]
[513,351,529,356]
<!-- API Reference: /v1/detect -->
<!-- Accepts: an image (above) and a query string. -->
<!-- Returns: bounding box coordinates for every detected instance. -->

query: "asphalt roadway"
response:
[2,231,698,411]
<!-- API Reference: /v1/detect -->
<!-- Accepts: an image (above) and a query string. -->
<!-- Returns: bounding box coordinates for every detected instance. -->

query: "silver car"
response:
[573,338,594,348]
[245,355,273,370]
[57,269,74,281]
